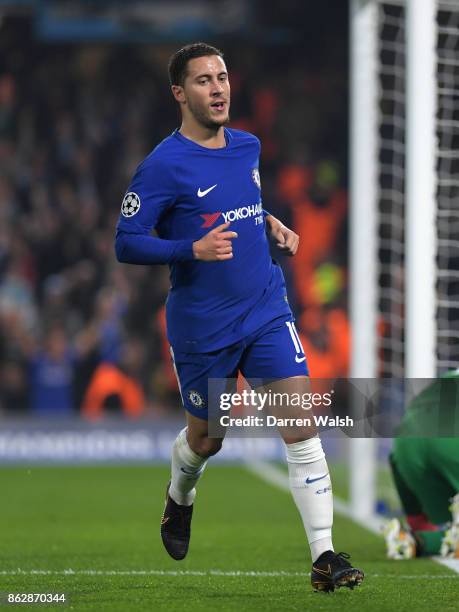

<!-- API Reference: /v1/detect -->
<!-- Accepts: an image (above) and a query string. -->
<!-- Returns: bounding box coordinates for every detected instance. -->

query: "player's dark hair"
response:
[168,42,224,87]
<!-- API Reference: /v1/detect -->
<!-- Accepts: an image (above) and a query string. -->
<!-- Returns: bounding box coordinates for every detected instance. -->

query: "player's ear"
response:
[171,85,186,104]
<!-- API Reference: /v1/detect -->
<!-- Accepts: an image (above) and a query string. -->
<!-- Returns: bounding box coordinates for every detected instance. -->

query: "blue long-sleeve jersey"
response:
[115,127,292,353]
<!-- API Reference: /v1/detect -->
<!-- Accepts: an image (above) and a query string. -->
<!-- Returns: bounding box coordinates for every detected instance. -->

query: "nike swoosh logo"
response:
[312,564,331,576]
[295,355,306,363]
[180,467,196,474]
[305,474,328,484]
[197,184,217,197]
[161,516,169,525]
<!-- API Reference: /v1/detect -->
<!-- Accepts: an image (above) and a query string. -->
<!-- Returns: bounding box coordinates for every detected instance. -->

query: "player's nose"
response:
[210,80,224,96]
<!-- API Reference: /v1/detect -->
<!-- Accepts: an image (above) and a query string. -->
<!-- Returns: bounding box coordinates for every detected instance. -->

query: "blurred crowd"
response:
[0,18,349,419]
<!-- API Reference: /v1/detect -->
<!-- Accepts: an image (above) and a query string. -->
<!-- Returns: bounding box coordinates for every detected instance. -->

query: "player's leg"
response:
[259,374,334,560]
[169,412,223,508]
[285,430,332,562]
[261,374,363,590]
[161,413,223,560]
[389,450,441,531]
[388,437,459,558]
[384,450,436,559]
[240,317,363,591]
[429,438,459,520]
[429,438,459,557]
[387,442,459,558]
[393,437,455,525]
[161,345,239,560]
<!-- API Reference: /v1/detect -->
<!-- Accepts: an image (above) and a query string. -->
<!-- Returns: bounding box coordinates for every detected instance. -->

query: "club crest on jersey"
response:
[121,192,141,217]
[188,390,205,409]
[252,168,261,189]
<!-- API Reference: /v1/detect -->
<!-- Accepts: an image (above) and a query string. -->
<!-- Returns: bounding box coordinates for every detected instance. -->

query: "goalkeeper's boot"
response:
[311,551,364,592]
[160,482,193,560]
[440,523,459,559]
[383,518,417,560]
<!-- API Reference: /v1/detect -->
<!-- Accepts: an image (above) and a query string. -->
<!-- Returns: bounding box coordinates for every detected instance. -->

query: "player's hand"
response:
[268,219,299,256]
[192,222,238,261]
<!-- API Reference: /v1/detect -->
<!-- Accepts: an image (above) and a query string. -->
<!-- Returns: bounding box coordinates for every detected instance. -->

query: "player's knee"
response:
[190,437,223,458]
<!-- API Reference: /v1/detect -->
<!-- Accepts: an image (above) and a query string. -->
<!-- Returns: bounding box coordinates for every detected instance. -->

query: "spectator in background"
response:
[92,286,126,365]
[0,360,28,414]
[29,326,76,415]
[29,323,97,416]
[0,25,349,415]
[81,337,146,420]
[278,160,347,310]
[297,305,350,380]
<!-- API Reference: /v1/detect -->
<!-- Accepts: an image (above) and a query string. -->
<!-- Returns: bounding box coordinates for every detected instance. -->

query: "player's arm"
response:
[116,230,195,265]
[264,212,299,256]
[116,222,237,264]
[115,158,195,265]
[255,134,298,255]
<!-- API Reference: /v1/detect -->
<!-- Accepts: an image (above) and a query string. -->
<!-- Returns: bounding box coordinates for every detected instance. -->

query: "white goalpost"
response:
[405,0,437,380]
[349,0,458,520]
[349,0,379,521]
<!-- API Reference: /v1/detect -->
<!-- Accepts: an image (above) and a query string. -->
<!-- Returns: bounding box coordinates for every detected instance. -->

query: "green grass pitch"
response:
[1,465,457,611]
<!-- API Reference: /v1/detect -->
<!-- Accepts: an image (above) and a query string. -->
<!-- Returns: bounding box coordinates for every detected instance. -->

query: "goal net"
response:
[436,2,459,371]
[349,0,459,521]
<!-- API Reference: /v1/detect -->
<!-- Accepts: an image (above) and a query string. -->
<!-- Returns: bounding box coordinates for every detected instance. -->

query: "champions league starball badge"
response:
[121,192,141,217]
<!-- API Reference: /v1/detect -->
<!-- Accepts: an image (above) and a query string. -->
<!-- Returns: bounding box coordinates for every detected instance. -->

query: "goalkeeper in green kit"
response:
[383,370,459,559]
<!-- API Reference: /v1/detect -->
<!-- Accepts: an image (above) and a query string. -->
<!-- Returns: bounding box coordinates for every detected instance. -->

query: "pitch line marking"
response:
[246,461,459,575]
[0,569,457,579]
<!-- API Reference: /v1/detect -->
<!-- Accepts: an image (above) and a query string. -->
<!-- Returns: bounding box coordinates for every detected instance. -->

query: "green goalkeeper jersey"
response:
[396,369,459,437]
